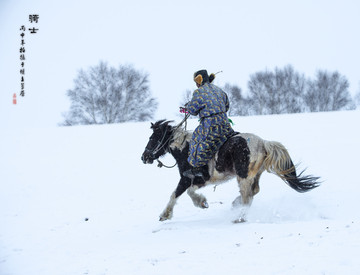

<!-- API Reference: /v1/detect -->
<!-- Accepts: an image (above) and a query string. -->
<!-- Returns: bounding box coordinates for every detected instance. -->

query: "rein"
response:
[156,159,177,168]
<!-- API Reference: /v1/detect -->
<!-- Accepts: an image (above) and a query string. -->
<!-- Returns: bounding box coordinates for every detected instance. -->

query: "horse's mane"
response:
[170,124,192,151]
[151,119,192,151]
[151,119,171,129]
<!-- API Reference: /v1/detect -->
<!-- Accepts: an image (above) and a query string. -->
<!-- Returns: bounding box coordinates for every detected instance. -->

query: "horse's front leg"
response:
[159,177,191,221]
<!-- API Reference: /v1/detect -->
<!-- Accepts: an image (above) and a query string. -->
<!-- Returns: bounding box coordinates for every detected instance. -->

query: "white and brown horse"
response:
[141,120,320,223]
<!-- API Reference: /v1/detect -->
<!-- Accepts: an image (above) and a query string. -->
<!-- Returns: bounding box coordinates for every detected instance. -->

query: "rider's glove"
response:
[179,107,188,114]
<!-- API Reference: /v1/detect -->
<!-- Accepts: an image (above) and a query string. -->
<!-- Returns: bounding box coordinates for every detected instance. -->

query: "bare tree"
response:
[354,83,360,109]
[247,65,306,115]
[223,83,251,116]
[176,89,193,118]
[275,66,306,113]
[304,70,354,112]
[180,89,193,106]
[61,62,158,126]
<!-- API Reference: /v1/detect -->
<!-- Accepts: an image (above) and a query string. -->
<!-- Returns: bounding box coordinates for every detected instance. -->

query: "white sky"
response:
[1,0,359,129]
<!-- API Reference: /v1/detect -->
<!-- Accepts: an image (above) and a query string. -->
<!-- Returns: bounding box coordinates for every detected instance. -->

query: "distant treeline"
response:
[183,65,359,117]
[61,62,360,126]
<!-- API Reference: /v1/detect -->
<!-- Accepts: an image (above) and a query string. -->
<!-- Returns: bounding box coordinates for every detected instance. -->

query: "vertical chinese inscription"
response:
[18,14,39,98]
[19,25,26,97]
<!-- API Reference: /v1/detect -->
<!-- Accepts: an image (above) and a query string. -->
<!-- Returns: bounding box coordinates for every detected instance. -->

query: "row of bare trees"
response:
[224,65,356,116]
[61,62,359,126]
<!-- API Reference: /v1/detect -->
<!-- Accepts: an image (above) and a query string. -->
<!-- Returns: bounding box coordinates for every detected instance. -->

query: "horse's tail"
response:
[263,140,320,193]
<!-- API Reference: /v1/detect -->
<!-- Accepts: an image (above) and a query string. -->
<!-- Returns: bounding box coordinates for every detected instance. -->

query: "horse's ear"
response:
[151,122,154,128]
[164,120,174,127]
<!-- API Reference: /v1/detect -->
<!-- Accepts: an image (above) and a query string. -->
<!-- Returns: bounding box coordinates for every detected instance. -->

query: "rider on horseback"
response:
[182,70,235,180]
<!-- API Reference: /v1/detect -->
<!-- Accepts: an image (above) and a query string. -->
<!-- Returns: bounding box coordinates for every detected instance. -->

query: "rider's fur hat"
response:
[194,70,215,85]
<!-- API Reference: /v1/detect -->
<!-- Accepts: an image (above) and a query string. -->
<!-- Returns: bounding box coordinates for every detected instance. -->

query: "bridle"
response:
[149,126,171,157]
[145,113,190,168]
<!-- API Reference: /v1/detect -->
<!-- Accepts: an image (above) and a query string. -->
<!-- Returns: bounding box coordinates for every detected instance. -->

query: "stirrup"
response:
[183,167,204,180]
[183,169,196,179]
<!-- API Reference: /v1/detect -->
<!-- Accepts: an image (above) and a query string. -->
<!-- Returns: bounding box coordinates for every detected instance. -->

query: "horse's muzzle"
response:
[141,150,155,164]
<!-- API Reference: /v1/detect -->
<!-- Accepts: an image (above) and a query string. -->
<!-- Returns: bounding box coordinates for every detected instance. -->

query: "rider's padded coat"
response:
[187,82,234,167]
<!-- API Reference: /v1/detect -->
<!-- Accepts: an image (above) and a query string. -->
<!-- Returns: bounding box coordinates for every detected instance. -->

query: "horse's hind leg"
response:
[233,172,261,205]
[159,177,191,221]
[187,185,209,209]
[232,176,256,223]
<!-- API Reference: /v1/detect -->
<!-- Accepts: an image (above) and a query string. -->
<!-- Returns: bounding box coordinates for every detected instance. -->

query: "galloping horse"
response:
[141,120,320,223]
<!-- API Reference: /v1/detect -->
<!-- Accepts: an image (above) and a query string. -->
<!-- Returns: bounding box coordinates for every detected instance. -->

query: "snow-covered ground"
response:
[1,110,360,275]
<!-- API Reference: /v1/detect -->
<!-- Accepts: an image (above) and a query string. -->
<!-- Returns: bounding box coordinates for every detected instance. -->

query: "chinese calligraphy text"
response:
[18,14,39,100]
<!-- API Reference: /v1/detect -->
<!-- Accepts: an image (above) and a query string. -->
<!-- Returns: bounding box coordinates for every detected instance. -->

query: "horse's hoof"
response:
[159,214,172,221]
[201,201,209,208]
[232,218,246,224]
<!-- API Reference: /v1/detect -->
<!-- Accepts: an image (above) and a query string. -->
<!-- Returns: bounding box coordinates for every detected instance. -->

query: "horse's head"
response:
[141,120,174,164]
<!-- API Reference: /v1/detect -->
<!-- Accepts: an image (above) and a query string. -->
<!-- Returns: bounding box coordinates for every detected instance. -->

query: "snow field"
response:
[1,110,360,274]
